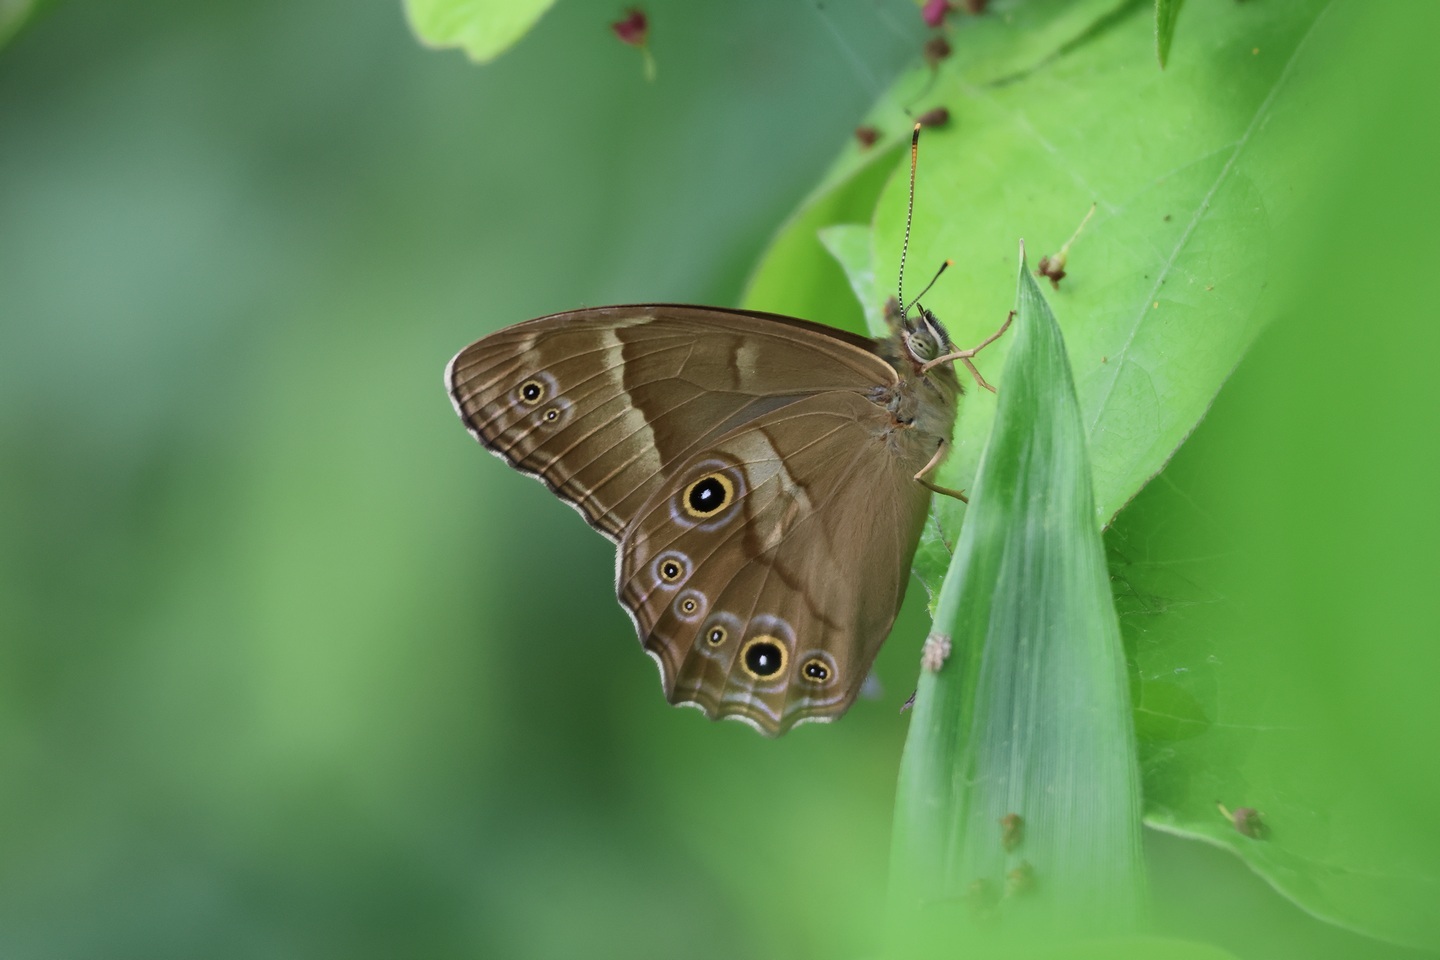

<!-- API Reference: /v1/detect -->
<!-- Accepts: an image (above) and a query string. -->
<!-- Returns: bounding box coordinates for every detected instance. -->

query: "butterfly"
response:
[445,126,1007,735]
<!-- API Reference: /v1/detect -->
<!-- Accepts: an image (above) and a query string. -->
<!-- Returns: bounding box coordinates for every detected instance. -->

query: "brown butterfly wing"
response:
[446,305,892,540]
[617,390,935,736]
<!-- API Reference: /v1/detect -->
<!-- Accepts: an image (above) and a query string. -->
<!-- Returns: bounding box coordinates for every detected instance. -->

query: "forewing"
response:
[446,305,893,539]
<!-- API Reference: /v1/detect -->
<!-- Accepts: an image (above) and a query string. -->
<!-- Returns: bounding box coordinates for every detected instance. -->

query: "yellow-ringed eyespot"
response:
[704,624,727,646]
[518,378,546,405]
[682,471,735,519]
[657,556,686,584]
[800,657,833,684]
[673,590,708,627]
[740,635,788,680]
[541,407,561,423]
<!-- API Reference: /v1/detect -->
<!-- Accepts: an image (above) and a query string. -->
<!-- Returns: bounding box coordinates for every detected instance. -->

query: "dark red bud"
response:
[611,9,648,47]
[923,35,952,66]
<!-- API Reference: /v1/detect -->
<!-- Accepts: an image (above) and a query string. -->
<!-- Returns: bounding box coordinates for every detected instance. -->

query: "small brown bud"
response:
[915,106,950,128]
[923,36,952,67]
[1036,253,1067,289]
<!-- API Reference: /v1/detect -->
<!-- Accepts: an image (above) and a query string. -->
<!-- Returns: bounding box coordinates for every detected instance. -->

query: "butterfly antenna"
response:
[904,259,953,316]
[897,122,921,316]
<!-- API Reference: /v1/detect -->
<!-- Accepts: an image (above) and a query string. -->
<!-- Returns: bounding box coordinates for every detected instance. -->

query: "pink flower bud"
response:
[921,0,952,28]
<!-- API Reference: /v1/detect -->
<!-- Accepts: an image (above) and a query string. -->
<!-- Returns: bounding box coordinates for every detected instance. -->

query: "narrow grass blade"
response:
[890,248,1145,945]
[1155,0,1185,67]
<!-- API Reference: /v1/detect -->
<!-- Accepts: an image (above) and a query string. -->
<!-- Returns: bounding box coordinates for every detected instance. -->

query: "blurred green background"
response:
[0,1,933,957]
[2,1,1438,958]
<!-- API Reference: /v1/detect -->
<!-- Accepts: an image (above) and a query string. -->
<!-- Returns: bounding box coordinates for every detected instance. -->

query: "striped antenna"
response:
[897,123,922,314]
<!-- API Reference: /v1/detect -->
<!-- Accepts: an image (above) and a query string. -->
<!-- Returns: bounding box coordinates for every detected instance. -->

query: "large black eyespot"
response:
[705,625,727,646]
[801,658,832,684]
[519,379,545,404]
[683,472,734,519]
[741,636,787,680]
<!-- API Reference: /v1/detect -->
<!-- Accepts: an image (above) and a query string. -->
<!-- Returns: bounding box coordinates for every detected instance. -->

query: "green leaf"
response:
[890,252,1143,944]
[864,0,1329,597]
[1111,336,1440,953]
[1104,2,1440,948]
[923,0,1139,89]
[403,0,557,63]
[1155,0,1185,68]
[817,224,886,337]
[741,0,1132,332]
[742,144,903,336]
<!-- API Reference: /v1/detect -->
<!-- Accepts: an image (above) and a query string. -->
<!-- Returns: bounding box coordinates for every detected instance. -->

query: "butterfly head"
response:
[883,296,955,374]
[904,306,954,366]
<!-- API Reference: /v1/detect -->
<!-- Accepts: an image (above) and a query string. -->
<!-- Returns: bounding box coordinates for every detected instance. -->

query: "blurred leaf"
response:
[1155,0,1185,68]
[1112,439,1440,952]
[403,0,557,63]
[890,253,1143,944]
[818,223,885,336]
[1023,938,1243,960]
[0,0,48,50]
[1103,1,1440,949]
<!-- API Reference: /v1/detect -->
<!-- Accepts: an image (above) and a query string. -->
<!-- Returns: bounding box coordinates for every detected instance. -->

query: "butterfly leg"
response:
[920,310,1016,391]
[915,440,968,503]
